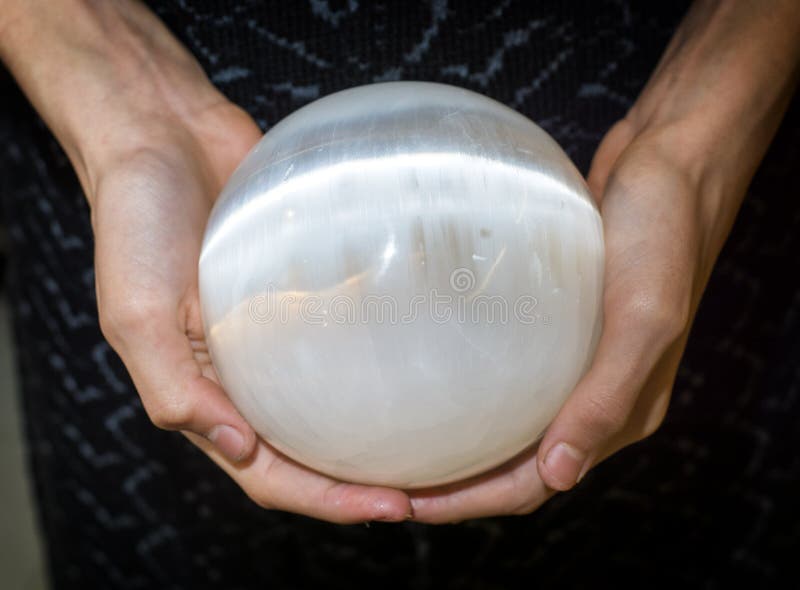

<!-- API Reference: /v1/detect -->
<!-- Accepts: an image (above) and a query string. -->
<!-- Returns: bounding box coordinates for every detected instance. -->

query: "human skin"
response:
[1,0,798,524]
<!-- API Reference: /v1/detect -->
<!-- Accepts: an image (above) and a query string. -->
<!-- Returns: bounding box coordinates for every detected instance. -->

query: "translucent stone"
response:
[199,82,604,488]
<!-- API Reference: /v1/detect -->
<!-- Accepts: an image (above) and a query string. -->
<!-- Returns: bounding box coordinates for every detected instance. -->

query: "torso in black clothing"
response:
[2,2,800,588]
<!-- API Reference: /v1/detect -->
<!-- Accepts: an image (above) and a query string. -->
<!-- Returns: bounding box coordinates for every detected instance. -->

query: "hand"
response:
[407,119,705,522]
[408,0,800,523]
[1,0,412,524]
[92,108,411,523]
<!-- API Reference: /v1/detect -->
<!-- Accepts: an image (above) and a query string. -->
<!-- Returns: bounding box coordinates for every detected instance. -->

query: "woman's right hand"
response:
[1,0,412,524]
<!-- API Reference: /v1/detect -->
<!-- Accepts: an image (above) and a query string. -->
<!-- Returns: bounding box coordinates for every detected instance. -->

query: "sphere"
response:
[199,82,604,488]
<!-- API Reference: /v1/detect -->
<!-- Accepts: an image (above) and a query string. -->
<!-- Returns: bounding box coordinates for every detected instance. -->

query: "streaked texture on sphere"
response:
[199,82,604,488]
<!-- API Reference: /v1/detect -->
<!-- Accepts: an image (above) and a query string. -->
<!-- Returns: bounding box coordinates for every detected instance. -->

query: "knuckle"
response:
[579,393,629,436]
[96,305,121,343]
[510,498,539,516]
[638,391,671,441]
[147,397,194,431]
[504,466,540,516]
[246,488,274,510]
[621,285,689,345]
[98,296,165,343]
[639,417,662,441]
[245,457,285,510]
[236,479,273,509]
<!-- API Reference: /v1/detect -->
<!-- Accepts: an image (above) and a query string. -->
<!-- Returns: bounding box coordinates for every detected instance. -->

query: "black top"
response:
[2,1,799,588]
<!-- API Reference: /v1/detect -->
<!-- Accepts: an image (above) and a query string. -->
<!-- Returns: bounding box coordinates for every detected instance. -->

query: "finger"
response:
[102,302,258,463]
[601,331,688,460]
[587,119,635,201]
[408,446,554,523]
[536,285,687,491]
[185,433,413,525]
[539,150,699,492]
[191,101,263,188]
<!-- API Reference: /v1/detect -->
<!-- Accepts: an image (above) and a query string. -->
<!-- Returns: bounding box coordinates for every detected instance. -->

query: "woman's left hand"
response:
[408,117,711,522]
[408,0,800,523]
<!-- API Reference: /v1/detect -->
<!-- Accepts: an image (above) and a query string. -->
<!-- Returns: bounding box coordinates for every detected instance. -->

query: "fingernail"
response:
[207,425,246,462]
[543,442,587,490]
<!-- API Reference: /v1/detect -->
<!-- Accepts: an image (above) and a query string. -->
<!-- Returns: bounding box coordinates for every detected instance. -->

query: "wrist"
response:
[624,0,800,195]
[1,0,223,199]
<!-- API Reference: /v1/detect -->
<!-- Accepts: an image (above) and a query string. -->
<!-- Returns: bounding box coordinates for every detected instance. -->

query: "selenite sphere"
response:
[199,82,604,488]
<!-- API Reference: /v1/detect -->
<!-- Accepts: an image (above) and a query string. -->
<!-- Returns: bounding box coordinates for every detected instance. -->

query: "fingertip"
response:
[207,424,248,462]
[237,426,258,462]
[205,421,258,463]
[537,442,588,491]
[370,488,414,523]
[188,376,258,462]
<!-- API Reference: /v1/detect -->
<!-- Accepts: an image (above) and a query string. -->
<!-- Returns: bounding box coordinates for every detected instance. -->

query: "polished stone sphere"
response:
[199,82,604,488]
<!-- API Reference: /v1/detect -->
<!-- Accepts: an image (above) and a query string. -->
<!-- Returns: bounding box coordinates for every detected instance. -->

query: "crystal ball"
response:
[199,82,604,488]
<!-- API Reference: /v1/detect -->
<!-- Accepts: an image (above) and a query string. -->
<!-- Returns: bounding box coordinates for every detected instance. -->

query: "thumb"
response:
[101,301,257,463]
[536,283,687,491]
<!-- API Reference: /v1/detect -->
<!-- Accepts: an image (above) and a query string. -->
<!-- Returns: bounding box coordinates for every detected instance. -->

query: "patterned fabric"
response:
[1,1,798,588]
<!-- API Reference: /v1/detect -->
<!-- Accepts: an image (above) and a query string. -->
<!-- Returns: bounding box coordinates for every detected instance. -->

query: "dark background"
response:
[1,1,798,588]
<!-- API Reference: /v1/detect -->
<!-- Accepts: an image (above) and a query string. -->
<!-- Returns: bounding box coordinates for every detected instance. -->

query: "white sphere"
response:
[199,82,604,488]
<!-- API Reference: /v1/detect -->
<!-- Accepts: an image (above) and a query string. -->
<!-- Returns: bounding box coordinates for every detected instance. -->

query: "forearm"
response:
[629,0,800,194]
[0,0,221,197]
